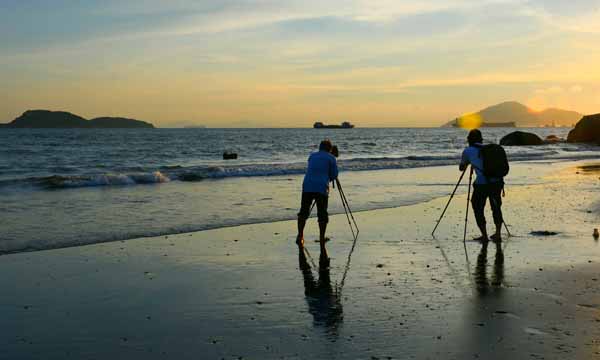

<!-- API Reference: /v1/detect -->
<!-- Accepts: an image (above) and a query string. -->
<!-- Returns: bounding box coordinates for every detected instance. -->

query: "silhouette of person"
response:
[460,129,505,243]
[297,246,343,338]
[296,139,338,263]
[474,241,504,295]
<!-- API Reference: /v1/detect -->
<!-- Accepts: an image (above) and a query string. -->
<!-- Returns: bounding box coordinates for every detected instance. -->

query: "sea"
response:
[1,127,599,254]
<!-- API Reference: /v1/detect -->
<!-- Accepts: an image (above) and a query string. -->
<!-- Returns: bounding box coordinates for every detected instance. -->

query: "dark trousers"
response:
[298,192,329,223]
[471,183,503,229]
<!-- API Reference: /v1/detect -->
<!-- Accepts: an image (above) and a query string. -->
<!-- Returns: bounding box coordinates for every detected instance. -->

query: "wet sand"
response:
[2,161,600,359]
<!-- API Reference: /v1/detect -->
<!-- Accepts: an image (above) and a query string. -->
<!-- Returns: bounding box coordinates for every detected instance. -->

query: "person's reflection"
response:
[474,241,504,295]
[298,247,343,337]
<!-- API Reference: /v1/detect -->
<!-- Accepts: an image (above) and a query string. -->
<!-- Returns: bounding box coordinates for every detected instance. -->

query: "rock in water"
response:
[223,152,238,160]
[500,131,544,146]
[567,114,600,143]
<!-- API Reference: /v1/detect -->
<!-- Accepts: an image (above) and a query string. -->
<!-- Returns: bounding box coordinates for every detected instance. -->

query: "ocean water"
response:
[1,127,599,254]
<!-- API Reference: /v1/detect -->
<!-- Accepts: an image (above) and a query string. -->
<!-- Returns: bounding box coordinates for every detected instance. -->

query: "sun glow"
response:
[456,113,482,130]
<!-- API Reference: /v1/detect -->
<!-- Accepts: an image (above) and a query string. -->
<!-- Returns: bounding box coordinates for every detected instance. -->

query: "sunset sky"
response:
[1,0,600,127]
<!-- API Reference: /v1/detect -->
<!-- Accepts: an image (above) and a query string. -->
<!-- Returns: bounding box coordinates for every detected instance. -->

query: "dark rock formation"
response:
[0,110,155,128]
[223,152,238,160]
[500,131,544,146]
[567,114,600,143]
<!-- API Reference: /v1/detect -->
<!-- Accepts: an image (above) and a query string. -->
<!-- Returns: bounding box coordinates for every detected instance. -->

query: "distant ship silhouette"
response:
[313,121,355,129]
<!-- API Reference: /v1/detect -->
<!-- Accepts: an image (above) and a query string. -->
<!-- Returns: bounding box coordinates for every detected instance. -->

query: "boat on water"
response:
[313,121,355,129]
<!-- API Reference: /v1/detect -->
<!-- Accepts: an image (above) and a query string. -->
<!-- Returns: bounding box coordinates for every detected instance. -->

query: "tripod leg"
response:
[336,180,356,240]
[503,222,512,237]
[432,167,468,237]
[337,180,359,236]
[463,167,473,243]
[338,180,360,236]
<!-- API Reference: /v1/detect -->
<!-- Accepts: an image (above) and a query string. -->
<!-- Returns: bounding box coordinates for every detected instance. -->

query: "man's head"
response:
[467,129,483,146]
[319,139,333,152]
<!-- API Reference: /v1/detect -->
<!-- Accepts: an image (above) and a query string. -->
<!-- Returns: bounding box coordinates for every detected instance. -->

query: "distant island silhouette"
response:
[0,110,155,128]
[443,101,582,128]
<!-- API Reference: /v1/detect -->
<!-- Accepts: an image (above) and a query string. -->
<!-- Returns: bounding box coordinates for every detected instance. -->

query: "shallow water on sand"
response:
[0,160,568,254]
[2,162,599,359]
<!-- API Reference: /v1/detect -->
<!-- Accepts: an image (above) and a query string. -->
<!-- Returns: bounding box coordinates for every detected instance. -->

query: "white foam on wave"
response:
[3,146,600,190]
[47,171,171,188]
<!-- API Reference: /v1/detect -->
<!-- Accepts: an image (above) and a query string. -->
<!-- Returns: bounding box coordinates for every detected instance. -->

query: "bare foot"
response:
[473,235,489,243]
[490,233,502,243]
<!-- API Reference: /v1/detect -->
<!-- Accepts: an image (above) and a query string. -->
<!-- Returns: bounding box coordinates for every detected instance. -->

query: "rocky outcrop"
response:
[223,152,238,160]
[0,110,155,128]
[567,114,600,143]
[500,131,544,146]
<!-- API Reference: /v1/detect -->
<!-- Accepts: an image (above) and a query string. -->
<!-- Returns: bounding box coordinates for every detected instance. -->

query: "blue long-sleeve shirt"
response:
[302,150,338,195]
[460,144,501,184]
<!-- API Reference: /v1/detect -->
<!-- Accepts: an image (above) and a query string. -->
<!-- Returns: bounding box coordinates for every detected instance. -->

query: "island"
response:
[313,121,355,129]
[446,121,517,128]
[442,101,581,128]
[0,110,155,128]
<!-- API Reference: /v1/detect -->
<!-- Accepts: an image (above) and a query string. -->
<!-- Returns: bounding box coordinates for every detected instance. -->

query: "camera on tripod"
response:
[331,145,339,158]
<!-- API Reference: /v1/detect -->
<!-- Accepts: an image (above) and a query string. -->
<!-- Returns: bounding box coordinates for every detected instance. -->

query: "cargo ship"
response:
[313,121,355,129]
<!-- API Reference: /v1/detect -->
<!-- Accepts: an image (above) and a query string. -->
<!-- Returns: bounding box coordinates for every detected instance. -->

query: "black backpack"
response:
[475,144,509,178]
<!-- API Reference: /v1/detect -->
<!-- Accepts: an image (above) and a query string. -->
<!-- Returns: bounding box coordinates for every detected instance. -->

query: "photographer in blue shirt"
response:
[296,139,338,262]
[460,129,504,243]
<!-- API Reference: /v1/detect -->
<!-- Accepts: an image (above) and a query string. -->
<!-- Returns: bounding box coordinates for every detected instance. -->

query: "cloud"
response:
[570,85,583,93]
[524,0,600,33]
[535,86,564,94]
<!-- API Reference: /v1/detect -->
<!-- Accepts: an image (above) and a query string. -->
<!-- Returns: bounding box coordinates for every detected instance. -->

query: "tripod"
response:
[431,167,468,237]
[335,178,359,240]
[307,179,359,240]
[432,165,512,240]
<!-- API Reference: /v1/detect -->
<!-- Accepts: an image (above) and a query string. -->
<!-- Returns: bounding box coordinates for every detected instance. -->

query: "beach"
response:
[3,160,600,359]
[5,1,600,358]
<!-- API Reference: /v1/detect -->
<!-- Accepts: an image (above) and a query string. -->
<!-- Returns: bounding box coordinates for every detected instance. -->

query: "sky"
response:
[1,0,600,127]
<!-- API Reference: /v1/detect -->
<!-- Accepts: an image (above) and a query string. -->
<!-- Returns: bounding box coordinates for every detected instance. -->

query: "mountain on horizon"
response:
[443,101,582,127]
[0,110,155,129]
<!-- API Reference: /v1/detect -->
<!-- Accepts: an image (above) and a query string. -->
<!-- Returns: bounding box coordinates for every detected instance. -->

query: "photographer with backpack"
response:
[460,129,509,243]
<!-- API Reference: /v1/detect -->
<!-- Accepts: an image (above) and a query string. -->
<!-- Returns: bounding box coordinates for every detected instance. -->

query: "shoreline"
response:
[2,161,600,358]
[2,158,597,256]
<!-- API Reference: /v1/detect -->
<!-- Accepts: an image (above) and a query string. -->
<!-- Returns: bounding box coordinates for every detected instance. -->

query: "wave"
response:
[2,149,600,190]
[0,172,171,189]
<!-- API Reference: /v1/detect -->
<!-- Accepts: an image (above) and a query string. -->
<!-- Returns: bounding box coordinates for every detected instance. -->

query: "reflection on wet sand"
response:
[298,247,343,338]
[475,241,505,295]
